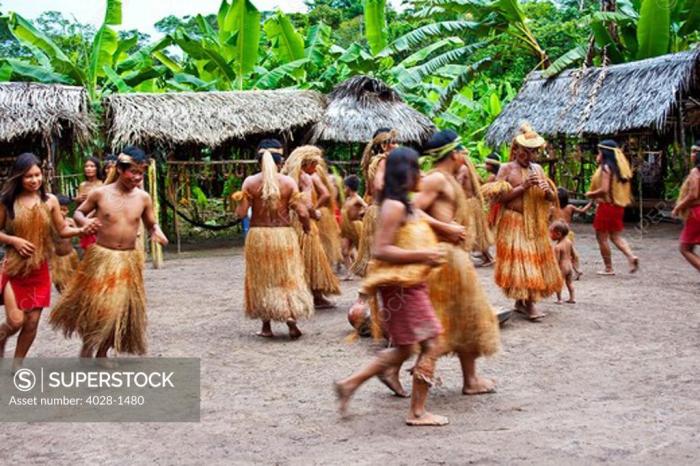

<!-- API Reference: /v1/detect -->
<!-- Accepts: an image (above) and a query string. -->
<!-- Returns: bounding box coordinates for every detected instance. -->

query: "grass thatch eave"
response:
[0,82,92,151]
[309,75,435,144]
[486,47,700,146]
[103,89,327,151]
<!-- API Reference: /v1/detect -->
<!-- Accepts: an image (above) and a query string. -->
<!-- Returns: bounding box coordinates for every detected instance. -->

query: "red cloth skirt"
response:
[680,206,700,245]
[379,283,443,346]
[1,261,51,310]
[593,202,625,233]
[79,234,97,250]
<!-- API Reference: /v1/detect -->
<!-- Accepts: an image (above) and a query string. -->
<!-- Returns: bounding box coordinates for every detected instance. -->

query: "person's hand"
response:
[80,218,101,236]
[11,237,35,257]
[522,174,537,189]
[444,223,466,244]
[671,206,680,218]
[585,191,594,199]
[75,194,87,204]
[423,249,446,267]
[150,225,169,246]
[312,209,321,220]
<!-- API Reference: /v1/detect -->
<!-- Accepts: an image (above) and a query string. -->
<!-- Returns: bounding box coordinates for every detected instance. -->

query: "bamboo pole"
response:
[148,159,164,269]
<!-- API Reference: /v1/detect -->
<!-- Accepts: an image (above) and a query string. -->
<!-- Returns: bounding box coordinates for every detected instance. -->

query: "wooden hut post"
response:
[148,158,164,268]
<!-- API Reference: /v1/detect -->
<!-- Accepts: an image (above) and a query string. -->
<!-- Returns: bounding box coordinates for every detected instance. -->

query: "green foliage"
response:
[364,0,388,55]
[636,0,670,59]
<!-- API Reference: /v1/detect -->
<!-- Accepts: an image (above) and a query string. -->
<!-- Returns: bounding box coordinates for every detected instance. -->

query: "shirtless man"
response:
[340,175,366,280]
[672,143,700,271]
[50,146,168,359]
[235,139,313,338]
[550,221,576,304]
[484,125,562,320]
[415,130,501,395]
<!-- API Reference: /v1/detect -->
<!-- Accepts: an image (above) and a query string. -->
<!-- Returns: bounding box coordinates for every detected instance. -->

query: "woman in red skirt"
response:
[673,143,700,271]
[0,153,98,369]
[75,156,104,252]
[586,140,639,275]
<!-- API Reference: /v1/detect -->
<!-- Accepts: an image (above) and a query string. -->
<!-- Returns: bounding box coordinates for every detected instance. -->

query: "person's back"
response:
[244,173,298,227]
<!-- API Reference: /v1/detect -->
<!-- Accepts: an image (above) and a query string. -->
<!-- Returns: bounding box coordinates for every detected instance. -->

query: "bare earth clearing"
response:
[1,224,699,465]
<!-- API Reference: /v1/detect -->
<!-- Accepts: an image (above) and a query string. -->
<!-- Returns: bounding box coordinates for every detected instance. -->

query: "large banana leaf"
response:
[172,30,237,85]
[398,37,463,68]
[385,20,481,54]
[405,41,490,82]
[364,0,388,56]
[636,0,670,59]
[254,58,310,89]
[0,59,72,84]
[591,22,625,63]
[493,0,525,23]
[116,36,171,72]
[87,0,122,97]
[5,13,85,84]
[305,22,332,67]
[218,0,260,87]
[112,34,138,65]
[436,57,491,112]
[264,11,305,63]
[102,65,132,92]
[152,51,184,74]
[679,0,700,35]
[542,45,587,78]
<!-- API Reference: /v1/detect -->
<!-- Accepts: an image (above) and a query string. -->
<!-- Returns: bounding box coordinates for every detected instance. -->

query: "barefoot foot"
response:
[287,321,302,340]
[629,257,639,274]
[334,381,355,416]
[463,376,496,395]
[377,367,409,398]
[406,412,449,426]
[566,299,576,304]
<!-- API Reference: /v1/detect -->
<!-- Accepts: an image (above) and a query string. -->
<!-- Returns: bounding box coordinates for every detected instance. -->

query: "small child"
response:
[340,175,366,280]
[552,187,592,279]
[550,221,575,304]
[51,195,80,293]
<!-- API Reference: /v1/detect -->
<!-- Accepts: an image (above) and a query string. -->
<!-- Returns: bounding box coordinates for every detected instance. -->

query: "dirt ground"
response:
[1,223,699,465]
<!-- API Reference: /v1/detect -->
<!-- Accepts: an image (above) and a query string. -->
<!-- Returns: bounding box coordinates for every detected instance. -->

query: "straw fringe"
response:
[50,249,79,293]
[494,210,563,302]
[351,203,379,277]
[3,203,54,278]
[296,220,340,295]
[244,227,314,321]
[318,207,342,266]
[340,208,363,246]
[464,197,494,251]
[429,242,500,356]
[50,245,147,355]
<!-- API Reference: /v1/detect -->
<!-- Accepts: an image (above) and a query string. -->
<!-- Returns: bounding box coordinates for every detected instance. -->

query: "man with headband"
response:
[232,139,314,339]
[51,146,168,361]
[414,129,501,395]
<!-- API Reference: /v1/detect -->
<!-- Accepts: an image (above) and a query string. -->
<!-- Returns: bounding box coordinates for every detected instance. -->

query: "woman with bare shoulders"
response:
[585,140,639,275]
[76,156,103,252]
[0,153,98,370]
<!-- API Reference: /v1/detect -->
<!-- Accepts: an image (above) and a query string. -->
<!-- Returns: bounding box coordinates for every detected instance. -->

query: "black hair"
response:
[57,195,72,206]
[598,139,628,181]
[344,174,360,192]
[423,129,460,163]
[104,153,117,165]
[117,145,148,171]
[256,138,284,165]
[380,147,420,214]
[557,187,569,207]
[84,156,103,181]
[485,152,501,175]
[0,153,48,219]
[693,142,700,169]
[370,128,394,154]
[550,220,570,238]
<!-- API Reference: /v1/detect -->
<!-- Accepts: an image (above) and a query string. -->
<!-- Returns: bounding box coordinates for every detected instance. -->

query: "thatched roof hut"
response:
[103,90,326,151]
[309,75,435,144]
[486,48,700,145]
[0,82,92,152]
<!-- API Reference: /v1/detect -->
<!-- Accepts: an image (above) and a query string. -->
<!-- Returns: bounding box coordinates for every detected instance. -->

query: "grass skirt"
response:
[340,210,362,247]
[50,250,79,293]
[50,244,147,355]
[245,227,314,321]
[351,204,378,277]
[494,210,563,302]
[297,221,341,295]
[318,207,342,266]
[464,197,494,252]
[429,242,500,356]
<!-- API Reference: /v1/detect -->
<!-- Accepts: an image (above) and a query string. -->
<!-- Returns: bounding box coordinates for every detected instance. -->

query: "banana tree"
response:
[544,0,700,77]
[0,0,130,100]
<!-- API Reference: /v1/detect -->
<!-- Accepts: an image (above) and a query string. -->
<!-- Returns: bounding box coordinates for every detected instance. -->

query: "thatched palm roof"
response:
[486,48,700,145]
[0,82,92,148]
[309,76,435,144]
[103,90,326,149]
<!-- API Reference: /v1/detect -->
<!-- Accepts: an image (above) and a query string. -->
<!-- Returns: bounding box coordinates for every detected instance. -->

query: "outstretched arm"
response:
[49,195,96,238]
[142,194,168,245]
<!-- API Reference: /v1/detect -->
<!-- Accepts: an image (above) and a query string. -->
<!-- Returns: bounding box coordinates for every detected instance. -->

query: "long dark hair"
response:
[379,147,420,214]
[84,156,103,181]
[0,153,48,219]
[599,139,627,181]
[257,138,284,165]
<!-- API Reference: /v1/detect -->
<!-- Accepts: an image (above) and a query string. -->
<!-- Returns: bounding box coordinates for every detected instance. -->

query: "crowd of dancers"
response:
[0,124,698,426]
